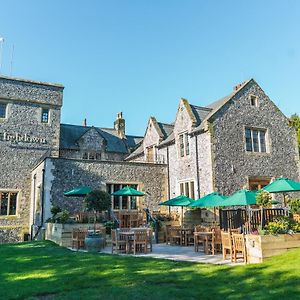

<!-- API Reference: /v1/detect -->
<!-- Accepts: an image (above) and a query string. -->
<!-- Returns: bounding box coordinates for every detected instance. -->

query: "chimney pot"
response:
[83,118,87,127]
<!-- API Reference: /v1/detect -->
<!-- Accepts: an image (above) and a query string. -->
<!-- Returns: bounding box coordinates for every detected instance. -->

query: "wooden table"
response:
[194,232,213,254]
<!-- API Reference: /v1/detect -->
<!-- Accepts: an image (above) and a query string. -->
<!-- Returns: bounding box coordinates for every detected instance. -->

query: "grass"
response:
[0,241,300,300]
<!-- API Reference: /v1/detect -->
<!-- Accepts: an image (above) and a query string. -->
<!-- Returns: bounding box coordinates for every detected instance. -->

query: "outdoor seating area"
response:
[111,227,152,254]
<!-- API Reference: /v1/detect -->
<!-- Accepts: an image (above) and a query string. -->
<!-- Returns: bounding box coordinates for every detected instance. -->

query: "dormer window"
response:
[250,95,258,107]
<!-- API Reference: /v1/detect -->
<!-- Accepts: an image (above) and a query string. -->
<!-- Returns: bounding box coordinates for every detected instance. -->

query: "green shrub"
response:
[288,198,300,214]
[265,216,300,235]
[256,191,272,207]
[55,210,71,224]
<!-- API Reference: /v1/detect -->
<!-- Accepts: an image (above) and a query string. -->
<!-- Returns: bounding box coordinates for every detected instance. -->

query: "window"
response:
[249,177,270,191]
[107,183,139,210]
[179,181,195,199]
[146,146,155,162]
[82,152,101,160]
[250,95,258,107]
[245,128,267,153]
[179,132,189,157]
[0,103,7,119]
[0,191,17,216]
[41,108,49,123]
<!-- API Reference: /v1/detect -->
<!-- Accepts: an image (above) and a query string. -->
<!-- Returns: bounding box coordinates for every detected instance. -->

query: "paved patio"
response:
[101,243,241,265]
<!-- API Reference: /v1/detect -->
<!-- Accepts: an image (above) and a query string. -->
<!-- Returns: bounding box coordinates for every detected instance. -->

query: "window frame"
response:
[41,108,50,124]
[178,132,190,157]
[249,95,258,107]
[107,183,139,210]
[0,190,18,216]
[244,127,268,153]
[178,180,195,199]
[0,102,7,119]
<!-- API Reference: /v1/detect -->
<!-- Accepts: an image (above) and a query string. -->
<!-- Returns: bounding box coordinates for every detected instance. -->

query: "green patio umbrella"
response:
[189,192,227,207]
[225,189,257,206]
[159,195,194,224]
[111,186,145,196]
[64,186,92,197]
[263,178,300,206]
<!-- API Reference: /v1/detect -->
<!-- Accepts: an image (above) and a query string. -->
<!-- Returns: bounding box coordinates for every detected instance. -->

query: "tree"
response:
[256,191,272,227]
[83,190,111,233]
[290,114,300,153]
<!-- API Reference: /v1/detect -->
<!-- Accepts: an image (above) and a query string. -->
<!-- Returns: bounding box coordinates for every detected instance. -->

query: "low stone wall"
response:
[0,225,29,243]
[246,233,300,263]
[45,223,105,248]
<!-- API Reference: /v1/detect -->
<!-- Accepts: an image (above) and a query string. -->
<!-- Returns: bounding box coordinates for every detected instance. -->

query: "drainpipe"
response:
[195,134,201,199]
[31,174,37,240]
[166,146,171,215]
[41,168,46,227]
[166,146,170,199]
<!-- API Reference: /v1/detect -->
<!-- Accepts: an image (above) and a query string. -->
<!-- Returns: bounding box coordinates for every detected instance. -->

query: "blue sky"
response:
[0,0,299,135]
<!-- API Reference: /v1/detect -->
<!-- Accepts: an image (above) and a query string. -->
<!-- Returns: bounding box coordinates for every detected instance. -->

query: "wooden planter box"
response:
[45,223,105,248]
[246,233,300,264]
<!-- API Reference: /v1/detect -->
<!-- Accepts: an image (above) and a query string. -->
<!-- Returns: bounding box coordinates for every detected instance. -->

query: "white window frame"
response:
[41,107,50,124]
[249,95,258,107]
[244,127,268,153]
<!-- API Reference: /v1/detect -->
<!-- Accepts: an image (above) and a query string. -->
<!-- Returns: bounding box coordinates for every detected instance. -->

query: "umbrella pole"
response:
[181,206,183,226]
[283,193,287,207]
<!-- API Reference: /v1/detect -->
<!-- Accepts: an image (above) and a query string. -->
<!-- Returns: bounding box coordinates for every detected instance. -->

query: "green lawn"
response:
[0,241,300,300]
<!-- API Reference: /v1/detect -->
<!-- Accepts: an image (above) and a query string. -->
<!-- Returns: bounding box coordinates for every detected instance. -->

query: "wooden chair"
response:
[169,227,181,245]
[194,226,208,252]
[221,231,233,261]
[72,229,86,250]
[129,213,139,228]
[232,233,247,263]
[212,228,222,254]
[133,230,148,254]
[184,228,195,246]
[111,229,126,254]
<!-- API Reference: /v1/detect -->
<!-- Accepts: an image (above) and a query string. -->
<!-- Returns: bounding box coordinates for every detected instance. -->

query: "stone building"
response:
[127,79,300,201]
[0,75,299,243]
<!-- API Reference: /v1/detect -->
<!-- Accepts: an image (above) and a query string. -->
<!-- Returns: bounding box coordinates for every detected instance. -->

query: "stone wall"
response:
[210,80,300,195]
[33,157,168,219]
[0,76,64,242]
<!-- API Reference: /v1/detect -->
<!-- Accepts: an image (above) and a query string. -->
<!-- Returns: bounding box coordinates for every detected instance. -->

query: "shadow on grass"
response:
[0,241,300,300]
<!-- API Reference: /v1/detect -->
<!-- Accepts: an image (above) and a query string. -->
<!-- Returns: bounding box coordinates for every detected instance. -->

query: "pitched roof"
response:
[157,122,174,139]
[192,79,252,133]
[124,143,144,160]
[59,123,142,153]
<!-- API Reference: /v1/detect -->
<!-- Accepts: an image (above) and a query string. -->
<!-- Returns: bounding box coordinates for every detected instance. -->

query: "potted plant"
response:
[83,190,111,252]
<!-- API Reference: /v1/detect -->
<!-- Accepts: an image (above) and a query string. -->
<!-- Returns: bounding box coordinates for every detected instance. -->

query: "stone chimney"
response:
[114,112,125,139]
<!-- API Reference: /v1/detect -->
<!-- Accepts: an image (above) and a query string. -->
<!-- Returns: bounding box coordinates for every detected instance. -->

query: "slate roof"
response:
[157,122,174,139]
[60,123,142,154]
